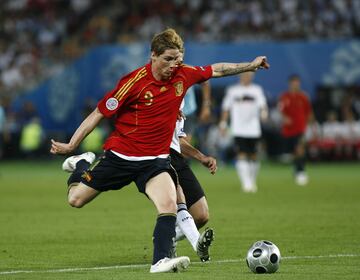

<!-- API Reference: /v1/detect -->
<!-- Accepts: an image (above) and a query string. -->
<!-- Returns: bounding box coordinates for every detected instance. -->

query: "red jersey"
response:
[278,91,311,137]
[97,63,212,157]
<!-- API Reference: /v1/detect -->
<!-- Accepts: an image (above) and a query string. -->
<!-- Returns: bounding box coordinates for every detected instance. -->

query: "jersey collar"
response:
[146,63,178,85]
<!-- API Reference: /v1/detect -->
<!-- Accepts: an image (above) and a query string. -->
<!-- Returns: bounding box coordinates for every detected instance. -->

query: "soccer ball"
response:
[246,240,281,274]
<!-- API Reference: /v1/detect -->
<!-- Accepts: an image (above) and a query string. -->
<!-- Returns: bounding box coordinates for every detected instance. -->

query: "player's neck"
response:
[151,64,169,82]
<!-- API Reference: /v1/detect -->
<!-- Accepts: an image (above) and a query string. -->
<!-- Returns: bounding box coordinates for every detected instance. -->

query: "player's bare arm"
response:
[179,137,217,174]
[211,56,269,78]
[50,108,104,155]
[219,110,229,135]
[260,106,269,122]
[199,81,211,123]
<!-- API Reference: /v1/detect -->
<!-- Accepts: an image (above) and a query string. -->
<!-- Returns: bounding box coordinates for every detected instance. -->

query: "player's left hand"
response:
[50,139,75,155]
[252,56,270,70]
[201,156,217,175]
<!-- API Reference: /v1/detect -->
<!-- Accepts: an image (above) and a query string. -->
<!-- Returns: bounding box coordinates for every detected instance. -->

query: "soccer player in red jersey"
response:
[278,74,314,186]
[50,28,270,273]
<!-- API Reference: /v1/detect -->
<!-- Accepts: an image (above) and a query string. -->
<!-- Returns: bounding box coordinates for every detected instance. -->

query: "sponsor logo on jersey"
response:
[160,86,167,92]
[235,95,255,102]
[106,97,119,110]
[173,81,184,96]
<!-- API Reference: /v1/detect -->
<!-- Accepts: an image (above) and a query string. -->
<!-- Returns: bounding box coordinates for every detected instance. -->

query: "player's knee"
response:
[158,199,177,213]
[191,207,209,228]
[68,195,85,208]
[194,211,209,228]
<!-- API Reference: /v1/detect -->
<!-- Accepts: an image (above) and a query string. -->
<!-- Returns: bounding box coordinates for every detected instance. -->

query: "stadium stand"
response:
[1,0,360,160]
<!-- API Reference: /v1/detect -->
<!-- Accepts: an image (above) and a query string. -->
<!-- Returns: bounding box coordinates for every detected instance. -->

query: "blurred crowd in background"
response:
[1,0,360,162]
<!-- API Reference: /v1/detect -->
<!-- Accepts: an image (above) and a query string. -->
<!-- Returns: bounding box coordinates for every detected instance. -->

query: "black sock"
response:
[152,214,176,265]
[294,157,305,173]
[67,160,90,186]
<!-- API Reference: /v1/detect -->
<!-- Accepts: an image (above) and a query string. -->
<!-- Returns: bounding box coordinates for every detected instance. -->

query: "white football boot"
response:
[149,256,190,273]
[62,152,96,173]
[295,172,308,186]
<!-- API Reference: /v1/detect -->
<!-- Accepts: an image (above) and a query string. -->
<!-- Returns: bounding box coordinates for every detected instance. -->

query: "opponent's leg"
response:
[175,164,209,228]
[176,187,214,262]
[188,196,209,228]
[175,186,200,250]
[171,153,214,261]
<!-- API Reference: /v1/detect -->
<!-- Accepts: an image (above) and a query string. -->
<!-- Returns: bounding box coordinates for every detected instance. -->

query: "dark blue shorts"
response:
[80,150,176,194]
[234,137,260,154]
[283,133,304,154]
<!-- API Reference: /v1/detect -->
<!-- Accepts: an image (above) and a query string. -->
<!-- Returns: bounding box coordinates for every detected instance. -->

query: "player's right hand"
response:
[202,156,217,175]
[50,139,75,155]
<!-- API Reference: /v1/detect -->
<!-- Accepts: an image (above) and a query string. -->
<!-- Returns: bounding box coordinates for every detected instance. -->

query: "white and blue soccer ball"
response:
[246,240,281,274]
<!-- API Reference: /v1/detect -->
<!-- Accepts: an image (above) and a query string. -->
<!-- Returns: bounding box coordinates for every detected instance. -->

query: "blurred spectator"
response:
[1,0,360,162]
[304,120,322,161]
[341,111,359,159]
[18,101,38,127]
[320,110,346,160]
[20,116,43,158]
[0,97,5,159]
[1,0,359,104]
[3,111,22,159]
[80,127,105,154]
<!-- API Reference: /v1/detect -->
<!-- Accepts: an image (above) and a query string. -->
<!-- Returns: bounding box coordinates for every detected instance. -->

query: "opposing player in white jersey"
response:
[170,101,216,261]
[220,72,268,192]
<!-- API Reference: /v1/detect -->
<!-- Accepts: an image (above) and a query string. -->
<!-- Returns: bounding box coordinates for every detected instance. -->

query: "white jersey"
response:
[222,83,267,137]
[170,101,186,153]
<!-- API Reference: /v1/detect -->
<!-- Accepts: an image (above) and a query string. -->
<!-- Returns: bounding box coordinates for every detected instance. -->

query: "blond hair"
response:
[151,28,184,55]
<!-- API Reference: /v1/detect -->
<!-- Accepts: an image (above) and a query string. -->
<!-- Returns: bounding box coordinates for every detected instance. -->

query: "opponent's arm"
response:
[199,81,212,123]
[219,110,229,128]
[211,56,269,78]
[179,137,217,174]
[50,107,104,155]
[260,106,269,122]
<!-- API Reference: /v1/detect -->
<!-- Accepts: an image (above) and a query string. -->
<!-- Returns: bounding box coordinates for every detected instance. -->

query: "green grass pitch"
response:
[0,159,359,279]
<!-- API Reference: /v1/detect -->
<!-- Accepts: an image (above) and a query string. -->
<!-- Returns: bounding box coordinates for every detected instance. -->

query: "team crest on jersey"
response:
[106,97,119,111]
[173,81,184,96]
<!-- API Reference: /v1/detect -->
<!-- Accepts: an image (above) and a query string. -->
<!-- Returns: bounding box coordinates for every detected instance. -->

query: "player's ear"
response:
[151,51,157,61]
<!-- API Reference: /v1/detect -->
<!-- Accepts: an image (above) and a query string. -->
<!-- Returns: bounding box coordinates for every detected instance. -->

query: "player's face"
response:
[289,78,301,92]
[151,49,183,81]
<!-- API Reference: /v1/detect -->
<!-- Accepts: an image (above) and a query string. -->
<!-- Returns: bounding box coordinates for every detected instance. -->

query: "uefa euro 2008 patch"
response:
[106,97,119,111]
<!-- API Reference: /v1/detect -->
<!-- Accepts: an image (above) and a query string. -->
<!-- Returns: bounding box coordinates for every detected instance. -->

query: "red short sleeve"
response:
[97,66,147,118]
[181,65,213,87]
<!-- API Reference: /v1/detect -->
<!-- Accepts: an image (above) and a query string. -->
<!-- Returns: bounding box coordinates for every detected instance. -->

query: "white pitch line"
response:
[1,254,359,275]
